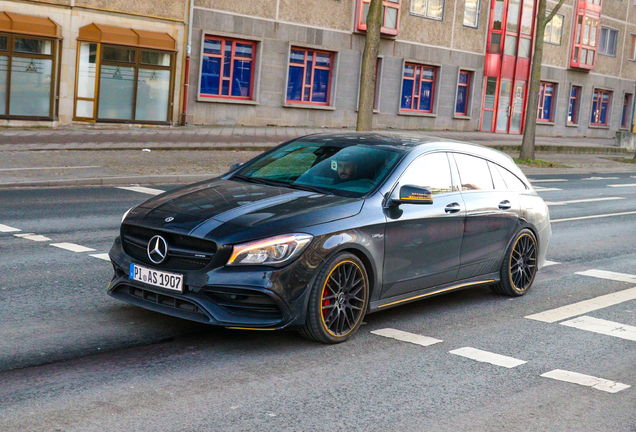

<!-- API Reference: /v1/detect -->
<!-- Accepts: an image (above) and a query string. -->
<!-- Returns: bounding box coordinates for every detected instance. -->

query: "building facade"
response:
[0,0,187,126]
[187,0,636,138]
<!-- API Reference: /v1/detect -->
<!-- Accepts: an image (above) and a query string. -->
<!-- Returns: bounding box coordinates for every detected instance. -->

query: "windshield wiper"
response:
[233,175,288,188]
[287,183,334,195]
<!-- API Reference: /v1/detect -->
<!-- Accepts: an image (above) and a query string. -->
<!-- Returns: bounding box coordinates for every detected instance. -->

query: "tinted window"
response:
[489,162,507,190]
[496,165,527,191]
[235,140,403,198]
[453,153,494,191]
[399,152,455,195]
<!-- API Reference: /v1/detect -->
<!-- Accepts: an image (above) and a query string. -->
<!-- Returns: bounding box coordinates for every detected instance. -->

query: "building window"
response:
[630,35,636,60]
[463,0,480,28]
[598,27,618,56]
[410,0,444,21]
[570,13,599,69]
[590,89,611,126]
[358,0,401,36]
[286,48,333,105]
[400,63,436,113]
[537,82,556,122]
[621,93,632,129]
[544,13,564,45]
[455,70,471,116]
[568,85,581,124]
[373,57,383,110]
[200,37,255,100]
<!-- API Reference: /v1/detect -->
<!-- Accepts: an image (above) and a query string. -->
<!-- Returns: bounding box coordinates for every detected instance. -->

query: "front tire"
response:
[300,252,369,344]
[491,229,538,297]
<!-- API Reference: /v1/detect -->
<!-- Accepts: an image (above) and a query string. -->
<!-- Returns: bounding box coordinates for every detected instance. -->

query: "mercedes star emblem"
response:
[147,235,168,264]
[165,217,174,222]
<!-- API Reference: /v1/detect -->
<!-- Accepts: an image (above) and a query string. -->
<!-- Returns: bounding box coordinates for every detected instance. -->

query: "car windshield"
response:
[233,139,403,197]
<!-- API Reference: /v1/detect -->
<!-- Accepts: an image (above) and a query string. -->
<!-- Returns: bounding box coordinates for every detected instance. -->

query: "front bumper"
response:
[107,237,324,330]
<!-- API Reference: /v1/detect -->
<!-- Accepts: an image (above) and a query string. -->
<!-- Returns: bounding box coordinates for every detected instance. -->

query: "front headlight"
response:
[227,234,313,266]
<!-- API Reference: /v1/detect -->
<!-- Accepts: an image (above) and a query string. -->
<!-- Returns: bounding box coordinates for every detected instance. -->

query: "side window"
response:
[496,165,527,191]
[399,152,455,195]
[488,162,507,190]
[453,153,494,191]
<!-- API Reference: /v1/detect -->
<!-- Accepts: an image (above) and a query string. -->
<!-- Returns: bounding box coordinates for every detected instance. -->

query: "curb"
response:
[0,174,214,189]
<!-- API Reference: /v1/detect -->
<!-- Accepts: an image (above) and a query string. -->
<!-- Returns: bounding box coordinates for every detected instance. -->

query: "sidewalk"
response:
[0,126,634,188]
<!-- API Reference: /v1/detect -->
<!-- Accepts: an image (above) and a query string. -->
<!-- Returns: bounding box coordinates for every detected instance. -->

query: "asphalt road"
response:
[1,175,636,431]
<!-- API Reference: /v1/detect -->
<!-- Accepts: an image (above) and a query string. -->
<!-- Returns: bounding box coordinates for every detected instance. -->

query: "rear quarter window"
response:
[495,164,528,191]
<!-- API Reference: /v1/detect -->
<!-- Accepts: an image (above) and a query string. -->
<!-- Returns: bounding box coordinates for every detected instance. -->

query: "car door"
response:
[382,152,465,299]
[451,153,520,280]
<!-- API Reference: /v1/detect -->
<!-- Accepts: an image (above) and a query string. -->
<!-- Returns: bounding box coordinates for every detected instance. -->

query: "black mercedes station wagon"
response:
[108,133,551,344]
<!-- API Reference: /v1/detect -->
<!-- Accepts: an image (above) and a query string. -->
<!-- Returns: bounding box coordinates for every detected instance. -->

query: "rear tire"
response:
[300,252,369,344]
[491,229,538,297]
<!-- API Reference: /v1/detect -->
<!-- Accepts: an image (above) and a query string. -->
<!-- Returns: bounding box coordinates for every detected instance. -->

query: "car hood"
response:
[128,179,363,241]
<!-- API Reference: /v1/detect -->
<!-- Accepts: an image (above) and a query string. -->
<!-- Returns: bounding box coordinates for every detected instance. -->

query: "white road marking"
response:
[50,243,96,253]
[0,165,100,172]
[90,253,111,261]
[0,224,21,233]
[583,176,620,180]
[561,316,636,342]
[545,197,625,206]
[543,260,559,267]
[552,210,636,223]
[576,269,636,284]
[525,287,636,323]
[370,328,443,347]
[14,233,51,242]
[533,187,563,192]
[449,347,526,368]
[541,369,630,393]
[529,179,568,183]
[117,186,164,195]
[608,183,636,188]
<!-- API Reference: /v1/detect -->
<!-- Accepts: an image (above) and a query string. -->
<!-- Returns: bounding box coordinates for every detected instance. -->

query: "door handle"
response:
[498,200,512,210]
[445,203,461,214]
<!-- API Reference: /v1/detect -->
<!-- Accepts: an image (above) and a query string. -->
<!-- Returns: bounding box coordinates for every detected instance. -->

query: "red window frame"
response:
[455,70,471,116]
[401,63,436,113]
[590,89,611,126]
[357,0,401,36]
[537,82,555,122]
[199,36,256,100]
[621,93,632,129]
[568,85,581,124]
[286,47,334,106]
[570,1,601,70]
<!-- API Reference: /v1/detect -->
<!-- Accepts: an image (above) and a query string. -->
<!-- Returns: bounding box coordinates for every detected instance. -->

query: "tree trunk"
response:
[520,0,566,159]
[356,0,383,131]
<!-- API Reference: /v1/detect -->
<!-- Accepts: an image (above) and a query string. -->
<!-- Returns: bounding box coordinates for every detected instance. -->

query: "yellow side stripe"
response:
[227,327,276,331]
[378,280,494,309]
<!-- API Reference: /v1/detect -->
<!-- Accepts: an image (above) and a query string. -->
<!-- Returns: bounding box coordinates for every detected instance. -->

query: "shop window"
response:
[286,48,334,105]
[75,24,176,123]
[400,63,436,113]
[455,71,471,116]
[568,85,581,124]
[537,82,555,122]
[570,11,600,69]
[621,93,632,129]
[411,0,444,21]
[544,13,564,45]
[590,89,611,126]
[357,0,401,36]
[200,37,256,100]
[598,27,618,56]
[463,0,480,28]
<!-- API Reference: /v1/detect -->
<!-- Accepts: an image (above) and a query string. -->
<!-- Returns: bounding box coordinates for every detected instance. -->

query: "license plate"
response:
[129,263,184,293]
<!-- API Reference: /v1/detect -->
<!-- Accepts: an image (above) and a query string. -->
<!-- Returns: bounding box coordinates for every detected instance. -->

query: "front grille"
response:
[121,224,216,271]
[205,287,283,320]
[114,285,210,323]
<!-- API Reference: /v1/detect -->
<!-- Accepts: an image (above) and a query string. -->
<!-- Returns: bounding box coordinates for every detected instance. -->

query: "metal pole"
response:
[181,0,195,126]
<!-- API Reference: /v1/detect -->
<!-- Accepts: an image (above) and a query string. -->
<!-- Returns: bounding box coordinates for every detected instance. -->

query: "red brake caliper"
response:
[322,284,331,319]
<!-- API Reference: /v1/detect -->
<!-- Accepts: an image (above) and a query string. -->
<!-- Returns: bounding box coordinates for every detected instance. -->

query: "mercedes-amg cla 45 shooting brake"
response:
[108,133,551,344]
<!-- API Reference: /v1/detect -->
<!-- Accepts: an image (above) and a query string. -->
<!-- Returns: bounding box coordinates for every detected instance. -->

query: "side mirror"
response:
[392,185,433,205]
[229,162,244,172]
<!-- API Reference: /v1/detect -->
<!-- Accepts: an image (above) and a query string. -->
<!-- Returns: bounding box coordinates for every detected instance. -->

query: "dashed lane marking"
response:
[541,369,630,393]
[583,176,620,180]
[0,224,21,233]
[561,316,636,342]
[525,287,636,323]
[544,260,559,267]
[14,233,51,242]
[117,186,165,195]
[545,197,625,206]
[370,328,443,347]
[552,210,636,223]
[50,243,96,253]
[608,183,636,188]
[533,187,563,192]
[576,269,636,284]
[528,179,568,183]
[449,347,526,368]
[90,253,111,261]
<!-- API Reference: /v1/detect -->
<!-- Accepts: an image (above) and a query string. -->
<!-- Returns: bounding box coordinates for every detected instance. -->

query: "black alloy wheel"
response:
[491,229,538,296]
[300,252,369,344]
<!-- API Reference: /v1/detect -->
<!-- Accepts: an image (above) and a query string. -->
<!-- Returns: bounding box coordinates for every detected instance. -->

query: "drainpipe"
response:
[180,0,195,126]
